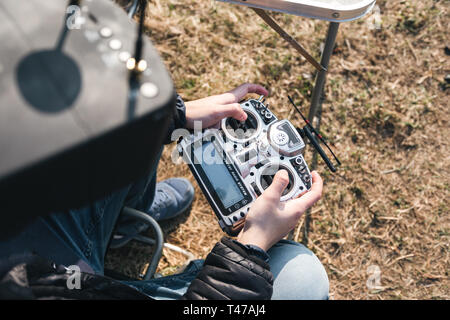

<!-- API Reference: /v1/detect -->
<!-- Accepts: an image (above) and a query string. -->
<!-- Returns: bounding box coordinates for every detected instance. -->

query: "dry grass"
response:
[105,0,449,299]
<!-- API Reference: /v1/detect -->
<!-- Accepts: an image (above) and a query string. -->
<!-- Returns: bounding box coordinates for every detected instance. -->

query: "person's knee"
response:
[267,240,329,300]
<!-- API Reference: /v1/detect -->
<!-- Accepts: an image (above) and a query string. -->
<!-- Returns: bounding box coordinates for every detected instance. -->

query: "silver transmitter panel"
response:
[178,98,312,236]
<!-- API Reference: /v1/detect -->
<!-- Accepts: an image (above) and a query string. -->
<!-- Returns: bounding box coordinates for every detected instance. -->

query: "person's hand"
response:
[237,170,323,252]
[184,83,269,129]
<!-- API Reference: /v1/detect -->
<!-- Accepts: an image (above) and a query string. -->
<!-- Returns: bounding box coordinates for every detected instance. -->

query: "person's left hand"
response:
[184,83,269,129]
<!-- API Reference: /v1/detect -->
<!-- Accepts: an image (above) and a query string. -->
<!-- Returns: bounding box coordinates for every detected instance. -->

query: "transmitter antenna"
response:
[288,95,341,172]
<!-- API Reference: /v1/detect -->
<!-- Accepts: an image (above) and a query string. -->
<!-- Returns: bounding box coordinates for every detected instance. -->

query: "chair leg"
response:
[121,206,164,280]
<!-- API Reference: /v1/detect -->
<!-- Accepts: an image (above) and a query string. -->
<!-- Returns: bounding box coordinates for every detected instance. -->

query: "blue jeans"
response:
[0,153,329,300]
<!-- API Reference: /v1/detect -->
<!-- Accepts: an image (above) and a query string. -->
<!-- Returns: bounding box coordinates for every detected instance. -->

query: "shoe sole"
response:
[156,197,194,235]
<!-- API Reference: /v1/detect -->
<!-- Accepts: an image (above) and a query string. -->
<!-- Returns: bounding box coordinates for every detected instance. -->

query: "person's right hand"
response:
[237,170,323,252]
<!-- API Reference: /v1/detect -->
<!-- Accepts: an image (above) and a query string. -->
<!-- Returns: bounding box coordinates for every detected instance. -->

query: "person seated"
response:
[0,84,328,300]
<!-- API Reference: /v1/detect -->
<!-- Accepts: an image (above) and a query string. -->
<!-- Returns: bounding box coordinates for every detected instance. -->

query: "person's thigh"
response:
[34,163,160,274]
[0,153,162,275]
[267,240,329,300]
[41,186,131,274]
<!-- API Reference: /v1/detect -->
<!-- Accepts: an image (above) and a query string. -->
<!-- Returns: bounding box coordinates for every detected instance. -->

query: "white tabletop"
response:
[216,0,376,22]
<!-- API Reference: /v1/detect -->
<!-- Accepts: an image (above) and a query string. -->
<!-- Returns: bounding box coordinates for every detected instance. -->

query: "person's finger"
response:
[294,190,308,198]
[262,169,290,201]
[214,103,247,121]
[218,83,269,104]
[232,83,268,96]
[285,171,323,216]
[229,83,269,102]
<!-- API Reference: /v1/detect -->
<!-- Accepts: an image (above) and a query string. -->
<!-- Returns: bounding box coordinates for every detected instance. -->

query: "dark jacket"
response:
[183,237,273,300]
[0,237,273,300]
[164,94,188,144]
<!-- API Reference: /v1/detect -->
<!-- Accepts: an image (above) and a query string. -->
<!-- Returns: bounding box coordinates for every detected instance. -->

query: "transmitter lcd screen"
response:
[194,141,244,209]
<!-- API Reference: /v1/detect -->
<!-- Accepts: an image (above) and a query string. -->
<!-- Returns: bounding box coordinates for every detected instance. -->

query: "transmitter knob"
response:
[295,157,303,166]
[273,130,289,146]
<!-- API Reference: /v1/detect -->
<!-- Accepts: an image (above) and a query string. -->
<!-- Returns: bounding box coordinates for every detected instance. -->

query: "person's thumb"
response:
[263,169,290,201]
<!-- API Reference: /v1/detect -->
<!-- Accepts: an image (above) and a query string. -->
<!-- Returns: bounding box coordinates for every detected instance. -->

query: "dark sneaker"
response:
[148,177,194,221]
[110,178,194,248]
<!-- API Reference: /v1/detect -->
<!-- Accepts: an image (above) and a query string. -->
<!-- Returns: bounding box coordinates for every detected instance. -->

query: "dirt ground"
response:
[106,0,449,300]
